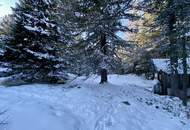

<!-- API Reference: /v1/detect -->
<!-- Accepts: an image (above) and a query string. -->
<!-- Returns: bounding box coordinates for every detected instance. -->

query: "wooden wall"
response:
[157,71,190,99]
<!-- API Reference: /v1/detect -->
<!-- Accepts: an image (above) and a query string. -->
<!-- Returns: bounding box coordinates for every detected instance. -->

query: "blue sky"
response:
[0,0,18,17]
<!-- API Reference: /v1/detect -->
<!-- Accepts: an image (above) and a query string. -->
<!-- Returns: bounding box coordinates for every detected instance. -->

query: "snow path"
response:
[0,74,189,130]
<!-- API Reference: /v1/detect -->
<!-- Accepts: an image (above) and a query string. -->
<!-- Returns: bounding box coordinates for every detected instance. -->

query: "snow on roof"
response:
[152,58,190,74]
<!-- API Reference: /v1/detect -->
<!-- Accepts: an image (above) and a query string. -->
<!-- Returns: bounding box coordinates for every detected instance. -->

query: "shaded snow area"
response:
[0,74,190,130]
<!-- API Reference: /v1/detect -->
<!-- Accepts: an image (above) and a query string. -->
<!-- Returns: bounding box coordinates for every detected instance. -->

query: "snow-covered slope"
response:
[0,74,189,130]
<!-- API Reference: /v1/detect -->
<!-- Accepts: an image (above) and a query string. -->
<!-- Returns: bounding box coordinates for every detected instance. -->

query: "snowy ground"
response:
[0,74,190,130]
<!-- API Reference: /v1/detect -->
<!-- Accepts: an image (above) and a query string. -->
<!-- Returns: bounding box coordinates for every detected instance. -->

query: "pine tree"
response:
[140,0,190,105]
[125,10,163,76]
[141,0,190,72]
[1,0,67,85]
[63,0,136,83]
[175,0,190,105]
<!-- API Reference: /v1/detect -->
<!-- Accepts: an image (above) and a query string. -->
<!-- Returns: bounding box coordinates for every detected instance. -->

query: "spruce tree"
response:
[63,0,136,83]
[141,0,190,105]
[1,0,67,84]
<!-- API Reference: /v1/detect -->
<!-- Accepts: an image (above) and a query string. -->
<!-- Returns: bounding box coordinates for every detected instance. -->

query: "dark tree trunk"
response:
[100,69,107,84]
[182,75,188,106]
[182,37,187,106]
[168,12,178,74]
[180,3,188,105]
[168,0,178,74]
[100,34,108,84]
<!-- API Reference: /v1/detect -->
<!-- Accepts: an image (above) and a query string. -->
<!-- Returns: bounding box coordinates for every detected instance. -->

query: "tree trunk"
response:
[168,12,178,74]
[170,74,178,96]
[100,69,107,84]
[100,34,108,84]
[168,0,178,74]
[182,38,187,106]
[182,75,188,106]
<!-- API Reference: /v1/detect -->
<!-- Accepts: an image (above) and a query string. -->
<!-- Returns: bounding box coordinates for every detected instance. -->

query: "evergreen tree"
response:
[125,10,163,76]
[141,0,190,73]
[63,0,136,83]
[175,0,190,105]
[1,0,67,85]
[141,0,190,105]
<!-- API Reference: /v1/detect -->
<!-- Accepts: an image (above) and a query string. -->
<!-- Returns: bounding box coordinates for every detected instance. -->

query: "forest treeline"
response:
[0,0,189,85]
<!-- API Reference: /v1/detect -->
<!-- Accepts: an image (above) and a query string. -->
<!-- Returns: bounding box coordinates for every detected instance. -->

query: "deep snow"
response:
[0,74,189,130]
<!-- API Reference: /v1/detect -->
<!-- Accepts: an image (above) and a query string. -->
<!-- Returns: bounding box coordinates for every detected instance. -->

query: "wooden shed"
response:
[151,59,190,100]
